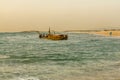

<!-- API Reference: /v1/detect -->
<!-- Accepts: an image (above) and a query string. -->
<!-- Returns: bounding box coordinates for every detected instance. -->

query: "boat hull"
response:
[39,34,68,40]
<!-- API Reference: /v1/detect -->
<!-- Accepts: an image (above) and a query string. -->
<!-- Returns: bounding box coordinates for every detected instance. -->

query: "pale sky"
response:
[0,0,120,32]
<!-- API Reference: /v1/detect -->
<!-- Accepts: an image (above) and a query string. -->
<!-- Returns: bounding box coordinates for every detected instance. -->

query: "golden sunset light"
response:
[0,0,120,32]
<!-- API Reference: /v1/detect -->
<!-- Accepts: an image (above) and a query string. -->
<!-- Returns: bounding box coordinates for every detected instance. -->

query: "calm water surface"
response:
[0,32,120,80]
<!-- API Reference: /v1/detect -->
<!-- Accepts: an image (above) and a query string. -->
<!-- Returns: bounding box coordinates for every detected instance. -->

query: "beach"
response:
[67,30,120,37]
[90,30,120,37]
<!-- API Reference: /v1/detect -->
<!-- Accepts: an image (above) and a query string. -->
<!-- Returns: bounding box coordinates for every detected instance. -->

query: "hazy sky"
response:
[0,0,120,32]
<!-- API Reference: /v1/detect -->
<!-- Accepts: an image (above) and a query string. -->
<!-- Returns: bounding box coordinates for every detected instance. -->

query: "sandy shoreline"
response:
[69,30,120,37]
[91,30,120,36]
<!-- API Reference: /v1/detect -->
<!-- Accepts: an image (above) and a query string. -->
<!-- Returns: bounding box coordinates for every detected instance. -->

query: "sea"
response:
[0,32,120,80]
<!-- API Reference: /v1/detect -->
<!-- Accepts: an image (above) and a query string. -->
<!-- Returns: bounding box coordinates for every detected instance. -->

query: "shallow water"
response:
[0,32,120,80]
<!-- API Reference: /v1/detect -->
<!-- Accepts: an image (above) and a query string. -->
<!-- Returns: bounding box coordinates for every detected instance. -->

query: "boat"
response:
[38,28,68,40]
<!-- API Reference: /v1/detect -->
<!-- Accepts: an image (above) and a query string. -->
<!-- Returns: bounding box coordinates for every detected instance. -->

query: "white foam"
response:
[0,55,9,59]
[11,77,39,80]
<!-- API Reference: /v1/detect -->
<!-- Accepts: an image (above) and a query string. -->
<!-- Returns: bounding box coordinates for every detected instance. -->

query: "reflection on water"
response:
[0,32,120,80]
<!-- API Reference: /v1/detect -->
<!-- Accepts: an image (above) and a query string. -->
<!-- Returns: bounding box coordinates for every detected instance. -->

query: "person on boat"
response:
[39,34,42,38]
[109,32,112,36]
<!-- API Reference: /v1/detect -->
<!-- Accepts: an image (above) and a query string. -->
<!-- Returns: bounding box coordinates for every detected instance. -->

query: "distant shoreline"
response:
[66,29,120,36]
[90,30,120,36]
